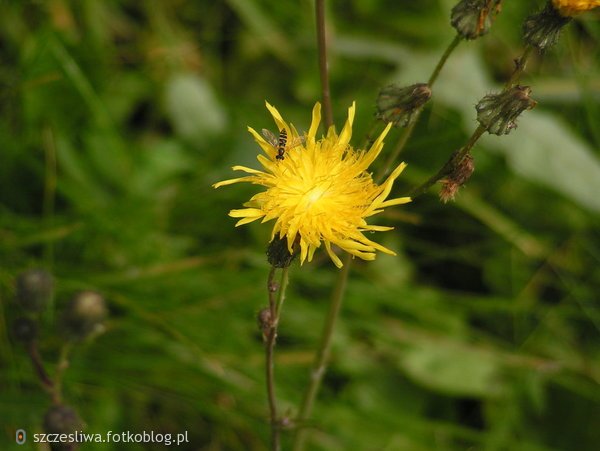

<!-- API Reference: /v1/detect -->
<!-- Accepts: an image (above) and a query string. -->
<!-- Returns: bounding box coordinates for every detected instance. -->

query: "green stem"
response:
[428,34,462,86]
[316,0,333,129]
[379,35,462,181]
[292,254,352,451]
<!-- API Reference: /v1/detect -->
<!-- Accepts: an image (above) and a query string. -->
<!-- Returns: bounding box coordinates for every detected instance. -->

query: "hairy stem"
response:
[265,267,290,451]
[292,253,351,451]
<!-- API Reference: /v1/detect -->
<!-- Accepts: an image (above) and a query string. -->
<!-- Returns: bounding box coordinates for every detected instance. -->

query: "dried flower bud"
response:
[451,0,503,40]
[267,236,297,268]
[476,85,537,135]
[63,291,107,340]
[15,269,54,312]
[11,317,38,343]
[376,83,432,127]
[257,308,272,337]
[44,405,83,450]
[440,153,475,203]
[523,2,572,52]
[552,0,599,17]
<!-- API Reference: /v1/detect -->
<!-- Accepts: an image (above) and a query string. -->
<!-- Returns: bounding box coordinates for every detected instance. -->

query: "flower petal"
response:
[265,101,287,133]
[307,102,322,145]
[337,101,355,149]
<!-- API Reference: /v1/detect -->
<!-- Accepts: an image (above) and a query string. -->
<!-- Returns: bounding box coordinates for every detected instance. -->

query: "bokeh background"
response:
[1,0,599,450]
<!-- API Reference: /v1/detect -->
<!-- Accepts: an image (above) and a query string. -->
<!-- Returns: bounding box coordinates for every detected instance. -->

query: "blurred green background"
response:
[1,0,599,449]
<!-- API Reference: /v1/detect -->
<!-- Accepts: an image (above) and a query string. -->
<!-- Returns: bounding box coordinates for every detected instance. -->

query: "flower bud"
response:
[44,405,83,450]
[440,153,475,203]
[523,2,572,52]
[266,236,297,268]
[552,0,599,17]
[11,317,38,343]
[476,85,537,135]
[15,269,54,312]
[376,83,432,127]
[257,308,272,337]
[63,291,107,340]
[451,0,503,40]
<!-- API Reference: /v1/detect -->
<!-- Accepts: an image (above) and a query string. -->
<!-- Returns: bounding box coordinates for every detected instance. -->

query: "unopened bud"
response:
[376,83,432,127]
[440,153,475,203]
[476,85,537,135]
[552,0,599,17]
[15,269,54,312]
[11,317,38,343]
[523,2,572,52]
[63,291,107,340]
[451,0,503,40]
[257,308,272,337]
[267,236,297,268]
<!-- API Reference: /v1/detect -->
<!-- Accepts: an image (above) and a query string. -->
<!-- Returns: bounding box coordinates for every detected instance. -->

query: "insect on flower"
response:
[261,128,305,161]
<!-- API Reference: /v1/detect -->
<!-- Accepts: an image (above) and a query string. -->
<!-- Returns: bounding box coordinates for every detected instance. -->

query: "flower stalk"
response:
[264,266,289,451]
[292,253,351,451]
[316,0,333,129]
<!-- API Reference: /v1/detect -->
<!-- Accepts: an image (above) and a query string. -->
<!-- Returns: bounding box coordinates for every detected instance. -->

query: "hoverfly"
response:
[261,128,305,161]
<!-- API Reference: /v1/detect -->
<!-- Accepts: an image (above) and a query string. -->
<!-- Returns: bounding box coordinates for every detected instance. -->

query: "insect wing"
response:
[261,129,279,147]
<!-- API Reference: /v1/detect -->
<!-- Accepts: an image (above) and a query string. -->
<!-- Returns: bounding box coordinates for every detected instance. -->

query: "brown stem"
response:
[26,340,54,391]
[505,45,534,89]
[265,267,280,451]
[316,0,333,129]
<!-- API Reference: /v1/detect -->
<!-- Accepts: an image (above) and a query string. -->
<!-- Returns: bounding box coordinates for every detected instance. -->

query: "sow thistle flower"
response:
[213,102,411,268]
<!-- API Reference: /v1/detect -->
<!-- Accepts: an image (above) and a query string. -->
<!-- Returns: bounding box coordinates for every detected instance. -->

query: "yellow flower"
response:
[213,101,410,268]
[552,0,599,16]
